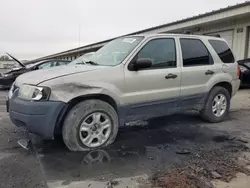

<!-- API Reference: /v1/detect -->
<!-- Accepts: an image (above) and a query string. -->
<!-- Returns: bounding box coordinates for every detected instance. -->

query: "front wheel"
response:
[200,86,230,123]
[62,100,119,151]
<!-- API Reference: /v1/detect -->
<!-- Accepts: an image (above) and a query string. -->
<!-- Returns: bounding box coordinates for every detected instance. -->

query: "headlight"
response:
[18,84,51,101]
[239,65,248,72]
[3,73,11,77]
[8,83,15,99]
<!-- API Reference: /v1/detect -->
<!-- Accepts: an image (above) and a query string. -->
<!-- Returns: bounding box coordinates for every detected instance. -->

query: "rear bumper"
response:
[240,71,250,85]
[9,91,66,139]
[231,79,241,96]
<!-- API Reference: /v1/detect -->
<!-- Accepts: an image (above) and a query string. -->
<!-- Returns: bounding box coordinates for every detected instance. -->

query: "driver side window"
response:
[137,38,176,69]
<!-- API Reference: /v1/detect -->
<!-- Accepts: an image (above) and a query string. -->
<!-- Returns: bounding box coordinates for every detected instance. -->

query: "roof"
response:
[133,33,224,39]
[31,1,250,61]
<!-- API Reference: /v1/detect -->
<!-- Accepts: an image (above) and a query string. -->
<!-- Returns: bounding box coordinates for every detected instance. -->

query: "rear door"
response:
[123,37,181,118]
[179,38,221,109]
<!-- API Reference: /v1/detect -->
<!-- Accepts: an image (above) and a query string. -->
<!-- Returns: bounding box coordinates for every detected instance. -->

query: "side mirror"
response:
[131,58,152,71]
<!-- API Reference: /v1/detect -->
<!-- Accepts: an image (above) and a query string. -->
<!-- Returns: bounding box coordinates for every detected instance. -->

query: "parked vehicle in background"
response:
[0,53,70,89]
[8,34,240,151]
[238,58,250,87]
[69,52,95,65]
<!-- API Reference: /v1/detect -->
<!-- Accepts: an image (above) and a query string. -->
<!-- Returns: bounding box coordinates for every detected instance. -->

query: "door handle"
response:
[205,70,215,75]
[165,73,177,79]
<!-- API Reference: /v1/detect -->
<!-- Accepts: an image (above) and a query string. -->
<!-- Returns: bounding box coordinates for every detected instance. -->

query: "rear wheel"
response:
[62,100,119,151]
[200,86,230,123]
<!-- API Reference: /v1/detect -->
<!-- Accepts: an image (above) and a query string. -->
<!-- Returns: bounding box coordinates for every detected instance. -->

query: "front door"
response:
[123,37,181,119]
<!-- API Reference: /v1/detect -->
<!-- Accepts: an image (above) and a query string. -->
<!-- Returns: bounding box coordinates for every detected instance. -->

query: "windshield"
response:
[69,52,94,65]
[83,37,143,66]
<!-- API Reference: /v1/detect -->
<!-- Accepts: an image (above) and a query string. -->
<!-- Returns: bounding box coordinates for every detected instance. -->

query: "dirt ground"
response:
[0,89,250,188]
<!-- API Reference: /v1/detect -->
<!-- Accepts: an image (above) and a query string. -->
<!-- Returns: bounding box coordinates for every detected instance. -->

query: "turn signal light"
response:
[237,65,241,77]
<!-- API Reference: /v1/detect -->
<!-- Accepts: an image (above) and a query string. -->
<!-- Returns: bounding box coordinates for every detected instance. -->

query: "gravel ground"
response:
[0,89,250,188]
[0,110,47,188]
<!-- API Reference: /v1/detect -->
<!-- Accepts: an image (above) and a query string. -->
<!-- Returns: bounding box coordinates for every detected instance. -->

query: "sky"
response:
[0,0,247,60]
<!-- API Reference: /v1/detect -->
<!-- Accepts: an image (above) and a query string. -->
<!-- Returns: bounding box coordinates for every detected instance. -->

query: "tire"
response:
[62,99,119,151]
[200,86,230,123]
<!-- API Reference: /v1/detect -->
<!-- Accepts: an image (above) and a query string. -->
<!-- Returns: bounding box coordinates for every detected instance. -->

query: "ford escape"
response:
[7,34,240,151]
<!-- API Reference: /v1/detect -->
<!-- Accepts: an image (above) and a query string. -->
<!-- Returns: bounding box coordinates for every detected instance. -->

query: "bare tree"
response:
[0,55,11,61]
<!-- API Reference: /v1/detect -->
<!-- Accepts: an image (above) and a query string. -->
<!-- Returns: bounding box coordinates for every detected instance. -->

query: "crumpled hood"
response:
[4,67,25,74]
[15,65,107,87]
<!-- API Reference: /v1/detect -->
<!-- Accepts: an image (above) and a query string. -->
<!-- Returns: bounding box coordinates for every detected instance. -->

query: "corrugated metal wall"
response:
[51,16,250,62]
[68,17,250,61]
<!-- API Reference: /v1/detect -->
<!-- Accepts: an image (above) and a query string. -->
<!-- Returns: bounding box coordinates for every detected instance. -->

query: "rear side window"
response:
[209,40,235,63]
[180,39,213,67]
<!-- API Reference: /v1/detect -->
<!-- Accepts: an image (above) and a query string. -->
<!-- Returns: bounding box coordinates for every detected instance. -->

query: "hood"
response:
[6,53,26,68]
[5,67,25,74]
[2,67,23,75]
[15,65,108,87]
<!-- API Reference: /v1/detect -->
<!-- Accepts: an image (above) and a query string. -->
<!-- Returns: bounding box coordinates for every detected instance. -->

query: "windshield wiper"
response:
[85,61,99,65]
[76,61,86,65]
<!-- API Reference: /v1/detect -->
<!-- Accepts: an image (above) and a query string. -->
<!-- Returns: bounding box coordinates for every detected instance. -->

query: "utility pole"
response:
[78,24,81,47]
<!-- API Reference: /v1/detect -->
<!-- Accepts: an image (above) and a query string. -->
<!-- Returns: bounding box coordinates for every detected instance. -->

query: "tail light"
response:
[237,64,241,77]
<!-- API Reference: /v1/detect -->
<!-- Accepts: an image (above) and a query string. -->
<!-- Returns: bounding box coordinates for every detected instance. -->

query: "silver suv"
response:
[8,34,240,151]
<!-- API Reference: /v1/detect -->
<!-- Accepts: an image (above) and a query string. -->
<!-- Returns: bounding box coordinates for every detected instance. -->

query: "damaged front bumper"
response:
[9,90,66,139]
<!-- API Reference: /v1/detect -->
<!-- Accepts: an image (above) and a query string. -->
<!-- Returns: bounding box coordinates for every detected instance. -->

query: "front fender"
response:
[47,82,122,106]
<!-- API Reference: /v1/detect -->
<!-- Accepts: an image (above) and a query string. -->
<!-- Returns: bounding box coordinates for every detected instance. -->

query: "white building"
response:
[31,1,250,62]
[0,60,17,69]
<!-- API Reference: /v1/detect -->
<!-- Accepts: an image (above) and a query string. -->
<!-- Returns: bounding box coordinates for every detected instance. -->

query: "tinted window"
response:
[137,38,176,68]
[180,39,213,66]
[209,40,235,63]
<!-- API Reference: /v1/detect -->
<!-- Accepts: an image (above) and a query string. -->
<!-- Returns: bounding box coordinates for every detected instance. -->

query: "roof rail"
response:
[202,34,221,38]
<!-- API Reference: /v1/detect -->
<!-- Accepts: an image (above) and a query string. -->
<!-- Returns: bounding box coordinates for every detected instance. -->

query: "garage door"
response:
[247,28,250,58]
[206,30,234,49]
